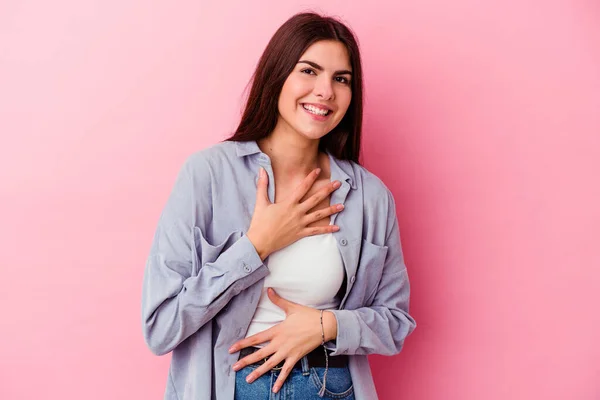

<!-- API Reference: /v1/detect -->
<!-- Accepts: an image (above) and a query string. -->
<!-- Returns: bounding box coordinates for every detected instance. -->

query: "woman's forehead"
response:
[298,41,351,71]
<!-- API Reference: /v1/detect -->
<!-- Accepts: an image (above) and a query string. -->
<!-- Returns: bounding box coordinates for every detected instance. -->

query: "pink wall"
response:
[1,1,599,399]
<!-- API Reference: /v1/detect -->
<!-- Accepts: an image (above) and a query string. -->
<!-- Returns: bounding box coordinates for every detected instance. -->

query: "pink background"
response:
[1,1,599,399]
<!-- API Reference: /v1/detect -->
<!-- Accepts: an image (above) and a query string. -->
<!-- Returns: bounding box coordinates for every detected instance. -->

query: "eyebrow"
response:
[297,60,352,76]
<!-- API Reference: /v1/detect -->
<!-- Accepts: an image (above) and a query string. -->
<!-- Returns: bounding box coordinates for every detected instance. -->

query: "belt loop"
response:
[301,355,310,376]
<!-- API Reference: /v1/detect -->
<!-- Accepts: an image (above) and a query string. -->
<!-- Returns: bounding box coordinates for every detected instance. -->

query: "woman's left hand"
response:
[229,288,338,393]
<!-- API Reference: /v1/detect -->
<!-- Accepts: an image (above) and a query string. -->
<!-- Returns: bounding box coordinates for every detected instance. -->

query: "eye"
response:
[335,76,350,84]
[300,68,316,75]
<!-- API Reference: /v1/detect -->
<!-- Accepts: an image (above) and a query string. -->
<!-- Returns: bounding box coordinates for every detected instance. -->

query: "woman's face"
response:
[276,40,353,141]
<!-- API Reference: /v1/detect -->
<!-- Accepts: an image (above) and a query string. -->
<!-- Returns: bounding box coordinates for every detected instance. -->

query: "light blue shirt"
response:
[141,139,416,399]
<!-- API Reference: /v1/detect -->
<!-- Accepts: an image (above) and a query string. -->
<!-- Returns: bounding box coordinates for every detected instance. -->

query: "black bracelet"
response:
[319,310,329,397]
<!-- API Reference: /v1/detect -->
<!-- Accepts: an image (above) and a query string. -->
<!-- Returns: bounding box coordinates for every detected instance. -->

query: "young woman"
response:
[142,12,416,400]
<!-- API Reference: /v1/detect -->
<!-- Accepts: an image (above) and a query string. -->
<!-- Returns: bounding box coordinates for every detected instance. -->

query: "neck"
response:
[257,126,323,180]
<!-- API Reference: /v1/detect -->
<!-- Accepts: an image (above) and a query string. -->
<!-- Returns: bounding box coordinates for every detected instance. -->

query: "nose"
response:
[313,75,334,100]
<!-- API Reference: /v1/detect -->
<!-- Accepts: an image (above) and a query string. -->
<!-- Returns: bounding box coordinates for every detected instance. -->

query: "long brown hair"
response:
[225,12,364,163]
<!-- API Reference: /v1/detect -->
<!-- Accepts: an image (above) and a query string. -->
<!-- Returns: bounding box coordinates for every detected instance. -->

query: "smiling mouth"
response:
[301,103,332,116]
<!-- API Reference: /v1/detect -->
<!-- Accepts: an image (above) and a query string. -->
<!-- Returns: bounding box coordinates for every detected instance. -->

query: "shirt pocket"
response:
[350,239,388,306]
[191,227,243,276]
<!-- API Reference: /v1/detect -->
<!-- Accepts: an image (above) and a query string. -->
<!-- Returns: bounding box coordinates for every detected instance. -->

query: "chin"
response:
[296,127,331,141]
[295,122,338,140]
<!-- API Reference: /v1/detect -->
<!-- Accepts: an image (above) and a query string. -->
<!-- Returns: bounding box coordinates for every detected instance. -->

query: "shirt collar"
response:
[234,139,262,157]
[234,140,356,189]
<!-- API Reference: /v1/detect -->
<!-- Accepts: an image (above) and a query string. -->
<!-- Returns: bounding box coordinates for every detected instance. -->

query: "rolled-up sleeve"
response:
[329,190,416,356]
[141,155,268,356]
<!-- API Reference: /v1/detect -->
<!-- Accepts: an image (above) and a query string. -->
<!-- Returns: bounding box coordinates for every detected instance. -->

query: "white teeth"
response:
[302,104,329,116]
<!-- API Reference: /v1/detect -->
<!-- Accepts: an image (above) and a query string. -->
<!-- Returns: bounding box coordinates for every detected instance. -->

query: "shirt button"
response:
[350,275,356,284]
[340,238,348,246]
[242,263,252,273]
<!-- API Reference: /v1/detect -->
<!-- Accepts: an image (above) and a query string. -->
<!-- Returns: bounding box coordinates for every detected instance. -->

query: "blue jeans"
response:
[234,356,355,399]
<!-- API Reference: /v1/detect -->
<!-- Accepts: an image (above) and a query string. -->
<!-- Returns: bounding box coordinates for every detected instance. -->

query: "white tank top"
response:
[244,217,345,346]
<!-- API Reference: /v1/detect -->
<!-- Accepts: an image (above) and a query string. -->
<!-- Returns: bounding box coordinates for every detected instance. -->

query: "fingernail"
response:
[336,204,344,211]
[246,376,253,383]
[228,346,236,353]
[232,363,240,371]
[333,181,341,188]
[273,386,280,393]
[333,225,340,231]
[260,167,265,177]
[315,168,321,175]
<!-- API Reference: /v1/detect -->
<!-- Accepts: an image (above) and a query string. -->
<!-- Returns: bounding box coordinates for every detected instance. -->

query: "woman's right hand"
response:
[246,167,344,260]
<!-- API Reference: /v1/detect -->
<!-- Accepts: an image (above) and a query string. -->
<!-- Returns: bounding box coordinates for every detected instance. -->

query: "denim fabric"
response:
[235,357,355,400]
[141,140,416,399]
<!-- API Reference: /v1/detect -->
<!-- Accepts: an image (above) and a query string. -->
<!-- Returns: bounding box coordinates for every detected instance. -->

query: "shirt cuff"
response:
[215,233,265,281]
[327,309,361,356]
